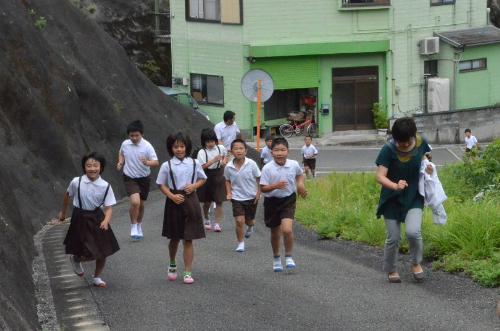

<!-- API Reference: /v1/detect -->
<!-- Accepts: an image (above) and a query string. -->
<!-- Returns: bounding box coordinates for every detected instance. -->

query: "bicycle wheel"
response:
[279,124,294,138]
[306,123,317,137]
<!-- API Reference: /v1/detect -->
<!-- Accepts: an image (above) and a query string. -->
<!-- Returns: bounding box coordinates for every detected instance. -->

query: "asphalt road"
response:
[41,146,499,330]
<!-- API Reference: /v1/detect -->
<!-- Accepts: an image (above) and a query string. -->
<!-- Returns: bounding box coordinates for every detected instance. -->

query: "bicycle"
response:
[279,118,317,138]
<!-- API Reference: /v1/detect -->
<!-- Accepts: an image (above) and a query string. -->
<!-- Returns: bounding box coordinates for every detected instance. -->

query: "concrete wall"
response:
[414,107,500,144]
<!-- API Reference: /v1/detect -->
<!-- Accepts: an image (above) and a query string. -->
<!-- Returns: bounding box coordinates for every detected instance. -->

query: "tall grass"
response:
[296,140,500,287]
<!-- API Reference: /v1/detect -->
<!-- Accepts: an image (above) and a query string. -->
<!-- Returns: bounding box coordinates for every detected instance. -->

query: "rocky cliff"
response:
[0,0,206,328]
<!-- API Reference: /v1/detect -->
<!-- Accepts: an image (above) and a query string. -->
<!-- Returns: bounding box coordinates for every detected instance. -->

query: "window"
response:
[342,0,391,7]
[459,58,487,73]
[430,0,455,6]
[190,74,224,105]
[186,0,242,24]
[424,60,438,77]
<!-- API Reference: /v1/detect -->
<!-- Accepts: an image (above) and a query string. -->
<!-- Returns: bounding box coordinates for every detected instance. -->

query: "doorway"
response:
[332,67,378,130]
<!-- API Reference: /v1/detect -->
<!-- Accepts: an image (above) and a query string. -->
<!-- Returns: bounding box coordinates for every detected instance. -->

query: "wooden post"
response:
[256,79,262,151]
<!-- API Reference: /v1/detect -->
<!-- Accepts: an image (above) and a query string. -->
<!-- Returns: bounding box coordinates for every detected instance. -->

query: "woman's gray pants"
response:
[383,208,423,273]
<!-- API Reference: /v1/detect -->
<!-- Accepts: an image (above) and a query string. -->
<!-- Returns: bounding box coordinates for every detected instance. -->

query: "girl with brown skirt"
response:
[58,152,120,288]
[156,132,207,284]
[196,128,228,232]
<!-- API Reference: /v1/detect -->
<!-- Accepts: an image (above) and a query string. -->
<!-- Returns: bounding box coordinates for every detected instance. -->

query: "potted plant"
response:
[372,103,389,135]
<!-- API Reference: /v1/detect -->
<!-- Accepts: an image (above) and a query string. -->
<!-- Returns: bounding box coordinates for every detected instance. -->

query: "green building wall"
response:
[170,0,491,136]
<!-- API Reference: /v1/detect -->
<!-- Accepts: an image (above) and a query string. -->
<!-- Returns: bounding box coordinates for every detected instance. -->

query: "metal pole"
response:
[256,79,262,151]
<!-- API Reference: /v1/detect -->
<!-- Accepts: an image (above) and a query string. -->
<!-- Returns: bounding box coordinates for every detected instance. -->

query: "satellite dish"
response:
[241,69,274,103]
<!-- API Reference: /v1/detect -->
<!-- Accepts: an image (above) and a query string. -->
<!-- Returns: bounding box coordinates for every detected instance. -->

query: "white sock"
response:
[236,241,245,251]
[131,224,138,235]
[137,223,143,235]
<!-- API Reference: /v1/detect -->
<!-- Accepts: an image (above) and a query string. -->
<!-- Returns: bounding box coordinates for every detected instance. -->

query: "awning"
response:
[435,26,500,49]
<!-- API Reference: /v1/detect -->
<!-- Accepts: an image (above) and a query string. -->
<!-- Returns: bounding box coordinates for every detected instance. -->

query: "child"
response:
[260,137,307,272]
[224,139,261,252]
[117,120,159,241]
[58,152,119,288]
[156,132,207,284]
[196,128,228,232]
[464,128,478,152]
[260,135,274,168]
[301,135,319,178]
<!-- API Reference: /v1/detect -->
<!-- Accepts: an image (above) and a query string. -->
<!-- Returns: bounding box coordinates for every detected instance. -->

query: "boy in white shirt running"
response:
[464,128,479,153]
[301,135,319,178]
[117,120,159,241]
[224,139,261,252]
[260,137,307,272]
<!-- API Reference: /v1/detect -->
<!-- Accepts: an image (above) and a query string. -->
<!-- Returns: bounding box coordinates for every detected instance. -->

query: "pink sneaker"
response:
[183,274,194,284]
[167,265,177,281]
[204,220,212,231]
[213,223,222,232]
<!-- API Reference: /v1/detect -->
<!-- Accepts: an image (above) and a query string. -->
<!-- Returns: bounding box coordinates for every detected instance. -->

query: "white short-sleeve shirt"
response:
[156,157,207,190]
[302,144,319,159]
[465,135,478,149]
[260,146,273,165]
[119,138,158,178]
[197,145,227,169]
[224,157,261,201]
[67,175,116,210]
[260,159,303,198]
[214,121,240,150]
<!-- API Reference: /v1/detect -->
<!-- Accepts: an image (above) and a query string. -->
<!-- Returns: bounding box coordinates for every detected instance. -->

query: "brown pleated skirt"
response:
[197,168,227,204]
[63,208,120,260]
[162,190,205,240]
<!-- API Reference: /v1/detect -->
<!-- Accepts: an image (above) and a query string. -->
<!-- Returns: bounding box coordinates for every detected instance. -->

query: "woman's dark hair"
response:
[127,120,144,134]
[464,128,471,133]
[166,132,192,157]
[200,128,218,147]
[271,137,289,149]
[230,138,247,150]
[81,152,106,174]
[391,117,417,142]
[223,110,235,122]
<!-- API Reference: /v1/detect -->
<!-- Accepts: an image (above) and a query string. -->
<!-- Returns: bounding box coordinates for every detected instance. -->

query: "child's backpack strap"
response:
[204,149,208,164]
[77,176,82,209]
[168,160,178,191]
[216,145,221,168]
[191,159,196,184]
[99,184,111,207]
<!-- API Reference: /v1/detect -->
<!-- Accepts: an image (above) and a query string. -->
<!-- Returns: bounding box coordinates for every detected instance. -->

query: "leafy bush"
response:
[372,103,388,129]
[34,16,47,30]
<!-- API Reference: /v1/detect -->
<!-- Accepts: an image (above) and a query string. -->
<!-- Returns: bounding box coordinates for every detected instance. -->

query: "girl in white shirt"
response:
[156,132,207,284]
[58,152,119,288]
[197,128,228,232]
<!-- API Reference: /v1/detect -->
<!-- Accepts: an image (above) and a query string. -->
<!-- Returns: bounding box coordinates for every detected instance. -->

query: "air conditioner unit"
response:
[420,37,440,55]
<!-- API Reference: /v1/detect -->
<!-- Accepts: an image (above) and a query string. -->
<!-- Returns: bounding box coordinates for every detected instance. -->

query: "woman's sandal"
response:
[411,265,425,282]
[93,277,107,288]
[388,273,402,283]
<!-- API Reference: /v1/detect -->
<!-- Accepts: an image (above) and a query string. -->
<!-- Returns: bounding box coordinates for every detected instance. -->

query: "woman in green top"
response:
[375,118,432,283]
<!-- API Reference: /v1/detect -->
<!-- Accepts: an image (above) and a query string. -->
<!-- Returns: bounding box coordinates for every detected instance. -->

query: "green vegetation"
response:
[296,140,500,287]
[87,4,97,14]
[372,102,389,129]
[34,16,47,30]
[139,60,161,80]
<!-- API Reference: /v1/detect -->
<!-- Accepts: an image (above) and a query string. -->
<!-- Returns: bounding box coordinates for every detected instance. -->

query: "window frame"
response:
[424,60,438,77]
[458,58,487,73]
[430,0,455,6]
[341,0,391,8]
[185,0,243,25]
[190,73,225,106]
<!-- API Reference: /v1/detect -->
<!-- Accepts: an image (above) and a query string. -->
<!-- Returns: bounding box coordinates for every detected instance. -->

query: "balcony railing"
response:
[342,0,391,7]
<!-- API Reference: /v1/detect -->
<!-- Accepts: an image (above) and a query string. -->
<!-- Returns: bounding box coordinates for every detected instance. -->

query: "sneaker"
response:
[204,219,212,231]
[285,256,296,270]
[93,277,107,288]
[213,223,222,232]
[70,255,84,277]
[167,265,177,281]
[131,224,139,241]
[137,224,144,239]
[273,257,283,272]
[183,274,194,284]
[244,226,254,239]
[235,242,245,252]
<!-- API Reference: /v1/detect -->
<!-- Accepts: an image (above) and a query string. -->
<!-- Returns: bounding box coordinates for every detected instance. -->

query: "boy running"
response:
[117,120,159,240]
[260,137,307,272]
[224,139,261,252]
